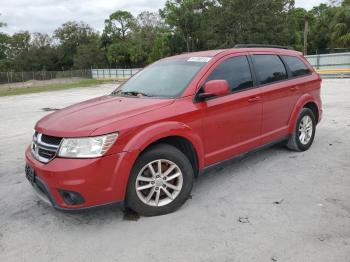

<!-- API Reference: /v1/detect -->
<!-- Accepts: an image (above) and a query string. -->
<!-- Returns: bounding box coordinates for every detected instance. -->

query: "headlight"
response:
[58,132,118,158]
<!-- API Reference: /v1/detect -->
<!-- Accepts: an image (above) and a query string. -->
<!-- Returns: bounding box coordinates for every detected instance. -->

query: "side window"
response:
[206,56,253,92]
[282,55,311,77]
[252,55,288,85]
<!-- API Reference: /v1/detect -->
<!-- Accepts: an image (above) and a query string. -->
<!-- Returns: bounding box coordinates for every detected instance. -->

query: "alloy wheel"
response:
[298,115,313,145]
[135,159,183,207]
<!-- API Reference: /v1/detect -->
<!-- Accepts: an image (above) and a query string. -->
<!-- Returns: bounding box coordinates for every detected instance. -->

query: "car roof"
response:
[164,47,302,60]
[164,49,227,60]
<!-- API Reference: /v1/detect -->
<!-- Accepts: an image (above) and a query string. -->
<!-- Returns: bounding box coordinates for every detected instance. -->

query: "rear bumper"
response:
[25,147,136,210]
[318,108,323,123]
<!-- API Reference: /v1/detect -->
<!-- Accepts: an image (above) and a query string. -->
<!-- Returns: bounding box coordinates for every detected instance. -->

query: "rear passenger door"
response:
[250,53,301,144]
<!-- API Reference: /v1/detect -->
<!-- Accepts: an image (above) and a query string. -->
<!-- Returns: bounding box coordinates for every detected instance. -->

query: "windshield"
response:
[112,58,209,98]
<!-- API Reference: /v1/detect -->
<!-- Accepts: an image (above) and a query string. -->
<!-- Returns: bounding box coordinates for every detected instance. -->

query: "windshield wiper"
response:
[120,91,151,97]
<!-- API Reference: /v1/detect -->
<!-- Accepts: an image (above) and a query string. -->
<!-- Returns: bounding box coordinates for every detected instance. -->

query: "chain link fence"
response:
[91,69,141,81]
[0,69,92,84]
[305,52,350,78]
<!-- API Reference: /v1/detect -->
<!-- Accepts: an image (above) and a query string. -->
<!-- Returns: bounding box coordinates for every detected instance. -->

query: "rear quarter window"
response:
[282,55,311,77]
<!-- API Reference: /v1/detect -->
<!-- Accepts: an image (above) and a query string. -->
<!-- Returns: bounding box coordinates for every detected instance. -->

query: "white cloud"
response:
[0,0,166,34]
[295,0,328,10]
[0,0,327,35]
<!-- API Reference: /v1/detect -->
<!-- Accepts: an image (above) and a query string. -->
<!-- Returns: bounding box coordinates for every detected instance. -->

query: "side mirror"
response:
[198,80,230,101]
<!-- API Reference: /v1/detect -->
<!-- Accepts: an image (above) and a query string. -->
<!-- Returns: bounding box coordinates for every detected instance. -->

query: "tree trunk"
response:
[304,17,309,55]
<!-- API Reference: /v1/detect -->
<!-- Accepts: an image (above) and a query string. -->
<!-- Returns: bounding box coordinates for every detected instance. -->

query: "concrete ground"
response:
[0,80,349,262]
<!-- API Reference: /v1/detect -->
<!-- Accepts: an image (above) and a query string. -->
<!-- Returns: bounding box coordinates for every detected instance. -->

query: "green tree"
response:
[207,0,294,48]
[286,8,308,51]
[148,32,172,62]
[308,3,335,53]
[160,0,212,52]
[31,32,52,48]
[107,42,132,68]
[25,33,58,71]
[0,33,9,70]
[54,21,98,69]
[102,11,136,44]
[130,11,170,65]
[5,31,31,71]
[0,13,8,67]
[331,1,350,47]
[102,11,137,68]
[74,41,107,69]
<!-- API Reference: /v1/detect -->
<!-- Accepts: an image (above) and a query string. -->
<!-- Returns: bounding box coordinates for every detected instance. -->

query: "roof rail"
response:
[234,44,294,50]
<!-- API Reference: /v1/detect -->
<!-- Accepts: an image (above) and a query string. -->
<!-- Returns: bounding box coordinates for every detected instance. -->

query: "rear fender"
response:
[288,94,315,134]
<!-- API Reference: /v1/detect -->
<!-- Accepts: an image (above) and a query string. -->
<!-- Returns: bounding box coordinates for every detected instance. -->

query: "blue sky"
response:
[0,0,327,35]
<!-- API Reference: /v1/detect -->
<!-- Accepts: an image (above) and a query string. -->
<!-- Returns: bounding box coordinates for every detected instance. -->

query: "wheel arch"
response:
[288,94,319,133]
[303,101,319,123]
[143,136,200,177]
[123,121,204,175]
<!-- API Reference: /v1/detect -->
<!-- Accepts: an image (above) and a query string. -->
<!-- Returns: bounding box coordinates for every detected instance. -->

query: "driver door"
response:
[197,54,263,166]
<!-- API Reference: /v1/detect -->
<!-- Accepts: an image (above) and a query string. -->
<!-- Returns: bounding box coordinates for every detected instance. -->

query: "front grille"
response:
[41,134,62,145]
[32,132,62,163]
[38,148,56,158]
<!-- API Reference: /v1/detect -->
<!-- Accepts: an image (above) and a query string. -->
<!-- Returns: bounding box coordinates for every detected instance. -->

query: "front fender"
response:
[288,94,315,134]
[109,121,205,201]
[123,121,205,169]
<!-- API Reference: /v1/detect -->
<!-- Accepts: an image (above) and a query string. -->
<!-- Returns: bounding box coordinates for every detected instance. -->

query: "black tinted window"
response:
[207,56,253,92]
[253,55,287,84]
[282,55,311,77]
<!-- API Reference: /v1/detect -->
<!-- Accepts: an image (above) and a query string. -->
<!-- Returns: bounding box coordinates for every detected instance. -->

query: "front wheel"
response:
[287,108,316,151]
[126,144,194,216]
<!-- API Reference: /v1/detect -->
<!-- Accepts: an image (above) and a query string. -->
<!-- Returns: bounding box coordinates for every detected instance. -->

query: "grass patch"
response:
[0,79,108,97]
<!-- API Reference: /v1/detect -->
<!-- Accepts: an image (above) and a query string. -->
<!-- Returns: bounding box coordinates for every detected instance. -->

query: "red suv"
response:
[25,45,322,216]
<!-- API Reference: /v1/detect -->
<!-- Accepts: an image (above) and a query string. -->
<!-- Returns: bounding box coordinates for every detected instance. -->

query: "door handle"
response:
[290,86,300,91]
[248,96,261,103]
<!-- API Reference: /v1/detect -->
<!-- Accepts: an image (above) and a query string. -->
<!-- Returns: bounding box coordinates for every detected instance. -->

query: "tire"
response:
[126,143,194,216]
[286,108,316,152]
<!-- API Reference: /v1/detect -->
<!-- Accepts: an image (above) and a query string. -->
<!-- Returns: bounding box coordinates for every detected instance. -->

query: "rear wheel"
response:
[287,108,316,151]
[126,144,194,216]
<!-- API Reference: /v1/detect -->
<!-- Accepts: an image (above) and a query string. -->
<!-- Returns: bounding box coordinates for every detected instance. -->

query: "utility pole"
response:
[304,16,309,55]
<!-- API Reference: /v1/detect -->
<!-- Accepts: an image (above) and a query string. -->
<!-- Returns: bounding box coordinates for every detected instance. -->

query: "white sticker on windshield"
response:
[187,57,212,63]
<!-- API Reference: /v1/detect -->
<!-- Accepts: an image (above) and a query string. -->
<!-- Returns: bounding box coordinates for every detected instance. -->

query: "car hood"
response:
[35,95,174,137]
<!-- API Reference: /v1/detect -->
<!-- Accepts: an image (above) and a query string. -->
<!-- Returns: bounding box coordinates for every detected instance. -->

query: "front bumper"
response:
[25,147,135,210]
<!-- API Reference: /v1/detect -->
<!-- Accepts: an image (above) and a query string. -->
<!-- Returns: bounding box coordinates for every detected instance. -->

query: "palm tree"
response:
[331,2,350,48]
